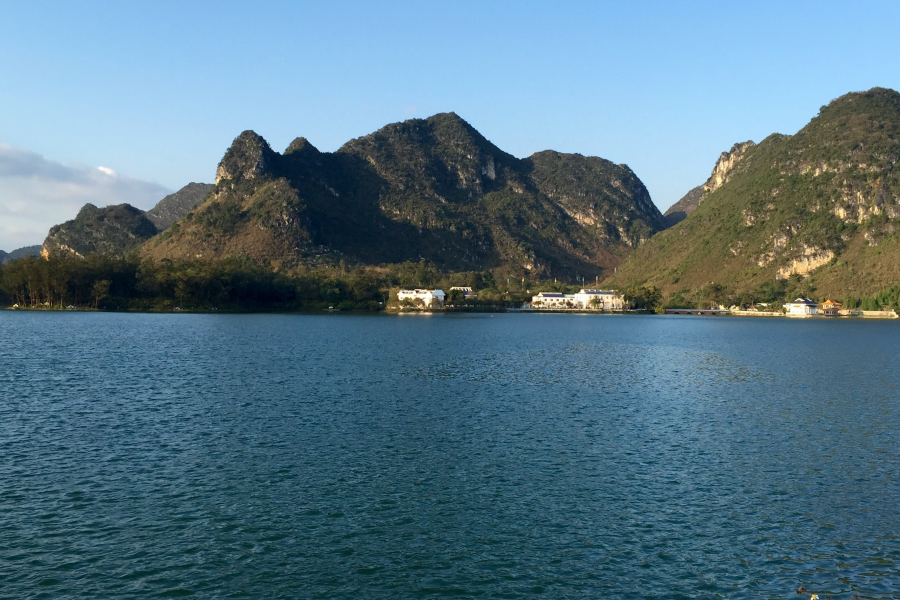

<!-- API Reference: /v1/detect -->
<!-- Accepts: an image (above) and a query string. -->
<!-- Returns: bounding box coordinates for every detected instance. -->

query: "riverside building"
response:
[397,289,446,308]
[531,289,623,310]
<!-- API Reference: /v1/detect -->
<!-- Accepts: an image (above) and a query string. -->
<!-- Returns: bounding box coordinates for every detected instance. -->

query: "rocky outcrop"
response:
[215,131,279,185]
[145,182,214,230]
[662,142,756,229]
[776,247,835,279]
[702,141,755,195]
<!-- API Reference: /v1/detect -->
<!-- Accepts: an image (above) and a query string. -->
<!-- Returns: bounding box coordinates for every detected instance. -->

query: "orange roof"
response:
[821,299,842,308]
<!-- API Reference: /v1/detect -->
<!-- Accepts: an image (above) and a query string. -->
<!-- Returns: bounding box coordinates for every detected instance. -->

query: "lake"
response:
[1,312,898,598]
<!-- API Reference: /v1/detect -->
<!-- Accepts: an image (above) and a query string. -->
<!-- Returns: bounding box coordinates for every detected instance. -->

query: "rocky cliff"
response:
[607,87,900,299]
[702,141,755,195]
[144,113,666,277]
[663,141,756,228]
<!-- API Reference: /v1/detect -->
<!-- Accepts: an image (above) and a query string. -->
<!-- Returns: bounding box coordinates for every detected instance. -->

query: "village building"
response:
[398,289,446,308]
[572,289,624,311]
[819,299,842,316]
[531,289,624,310]
[530,292,572,308]
[784,297,818,316]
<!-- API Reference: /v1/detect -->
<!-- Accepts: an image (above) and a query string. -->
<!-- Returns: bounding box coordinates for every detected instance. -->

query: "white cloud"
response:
[0,143,171,251]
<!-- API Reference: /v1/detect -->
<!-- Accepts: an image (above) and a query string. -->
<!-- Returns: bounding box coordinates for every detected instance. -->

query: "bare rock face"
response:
[702,141,756,195]
[145,182,215,230]
[215,131,278,184]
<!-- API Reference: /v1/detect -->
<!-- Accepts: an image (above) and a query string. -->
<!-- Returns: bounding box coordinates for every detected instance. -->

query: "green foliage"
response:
[0,254,390,311]
[844,285,900,312]
[43,203,159,257]
[623,285,662,310]
[609,87,900,300]
[0,254,548,312]
[196,197,246,235]
[152,113,664,279]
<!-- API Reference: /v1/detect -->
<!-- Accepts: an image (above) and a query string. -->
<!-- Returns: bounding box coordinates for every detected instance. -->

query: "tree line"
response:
[0,255,390,311]
[0,255,564,312]
[10,253,890,314]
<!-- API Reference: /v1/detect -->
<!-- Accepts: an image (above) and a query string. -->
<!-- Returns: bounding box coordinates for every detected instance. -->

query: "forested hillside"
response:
[142,113,665,278]
[608,87,900,304]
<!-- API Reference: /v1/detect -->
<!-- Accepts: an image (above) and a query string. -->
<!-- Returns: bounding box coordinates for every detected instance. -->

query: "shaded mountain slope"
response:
[3,245,41,263]
[607,87,900,298]
[146,182,215,230]
[664,186,703,227]
[144,113,665,277]
[42,204,158,258]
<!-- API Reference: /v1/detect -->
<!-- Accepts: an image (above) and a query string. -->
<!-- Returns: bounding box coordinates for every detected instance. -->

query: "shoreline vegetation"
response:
[2,254,899,318]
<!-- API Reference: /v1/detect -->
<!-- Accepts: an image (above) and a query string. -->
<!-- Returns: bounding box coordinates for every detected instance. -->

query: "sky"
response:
[1,1,899,251]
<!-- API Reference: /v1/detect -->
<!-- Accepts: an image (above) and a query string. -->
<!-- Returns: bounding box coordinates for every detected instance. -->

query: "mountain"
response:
[41,203,158,258]
[143,113,665,277]
[663,141,756,228]
[145,182,215,230]
[663,186,703,227]
[1,245,41,264]
[607,87,900,299]
[38,183,212,259]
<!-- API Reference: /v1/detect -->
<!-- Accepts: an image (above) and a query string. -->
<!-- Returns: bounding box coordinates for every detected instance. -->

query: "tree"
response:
[92,279,110,309]
[447,289,465,305]
[624,285,662,310]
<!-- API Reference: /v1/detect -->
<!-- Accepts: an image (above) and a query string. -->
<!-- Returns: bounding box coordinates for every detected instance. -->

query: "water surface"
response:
[1,313,898,598]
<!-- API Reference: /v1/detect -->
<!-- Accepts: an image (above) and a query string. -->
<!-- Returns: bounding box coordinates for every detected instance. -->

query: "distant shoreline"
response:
[5,305,899,321]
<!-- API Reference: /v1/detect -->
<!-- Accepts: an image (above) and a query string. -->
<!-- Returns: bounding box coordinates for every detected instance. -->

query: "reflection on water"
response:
[0,313,898,598]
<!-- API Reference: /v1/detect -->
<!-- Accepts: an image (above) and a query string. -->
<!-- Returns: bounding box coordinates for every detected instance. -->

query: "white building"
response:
[784,297,818,316]
[572,289,624,311]
[398,289,446,308]
[531,292,573,307]
[531,289,624,310]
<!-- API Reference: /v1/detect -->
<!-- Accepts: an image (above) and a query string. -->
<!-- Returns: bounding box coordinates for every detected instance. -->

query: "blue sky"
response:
[1,1,899,249]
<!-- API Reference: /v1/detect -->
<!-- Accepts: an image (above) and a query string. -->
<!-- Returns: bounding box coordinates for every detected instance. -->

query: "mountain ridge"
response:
[143,112,666,277]
[40,183,215,259]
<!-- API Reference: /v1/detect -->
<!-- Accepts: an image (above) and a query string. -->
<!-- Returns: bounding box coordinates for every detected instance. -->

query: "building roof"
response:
[578,289,618,295]
[537,292,565,297]
[786,297,817,306]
